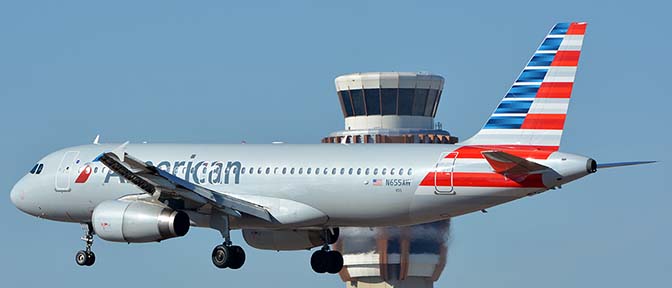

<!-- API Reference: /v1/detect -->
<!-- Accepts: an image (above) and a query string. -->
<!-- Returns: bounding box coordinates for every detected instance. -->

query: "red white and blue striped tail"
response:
[462,22,587,151]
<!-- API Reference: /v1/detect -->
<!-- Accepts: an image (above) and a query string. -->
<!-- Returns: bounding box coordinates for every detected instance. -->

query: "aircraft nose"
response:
[10,176,32,214]
[10,183,19,207]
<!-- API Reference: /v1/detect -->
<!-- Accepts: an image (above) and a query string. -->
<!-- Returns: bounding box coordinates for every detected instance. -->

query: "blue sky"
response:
[1,1,668,287]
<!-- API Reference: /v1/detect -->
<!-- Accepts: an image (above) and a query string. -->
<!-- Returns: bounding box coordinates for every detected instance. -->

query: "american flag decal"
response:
[372,179,382,186]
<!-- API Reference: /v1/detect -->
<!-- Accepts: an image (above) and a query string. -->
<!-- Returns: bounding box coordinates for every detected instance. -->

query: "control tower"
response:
[323,72,453,288]
[322,72,457,144]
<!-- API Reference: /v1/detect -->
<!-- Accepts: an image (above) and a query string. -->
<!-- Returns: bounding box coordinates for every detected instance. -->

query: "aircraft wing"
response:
[95,145,272,222]
[481,150,550,175]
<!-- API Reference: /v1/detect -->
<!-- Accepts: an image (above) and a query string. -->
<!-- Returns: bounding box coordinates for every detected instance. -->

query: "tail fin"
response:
[462,22,587,150]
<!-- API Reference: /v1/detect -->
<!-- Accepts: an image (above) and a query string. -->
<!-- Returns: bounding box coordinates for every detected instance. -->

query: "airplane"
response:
[9,22,655,274]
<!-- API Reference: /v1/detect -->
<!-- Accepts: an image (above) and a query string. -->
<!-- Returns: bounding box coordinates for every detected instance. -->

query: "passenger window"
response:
[356,168,361,175]
[373,168,379,175]
[30,164,38,174]
[408,168,413,175]
[274,167,279,174]
[241,167,246,174]
[332,168,337,175]
[399,168,404,175]
[36,164,44,174]
[382,168,387,175]
[232,167,238,174]
[323,168,328,175]
[290,168,295,175]
[282,167,287,175]
[307,168,312,174]
[265,167,270,174]
[340,168,345,175]
[365,168,370,175]
[250,167,254,174]
[258,167,263,174]
[348,168,353,175]
[390,168,395,175]
[94,167,99,174]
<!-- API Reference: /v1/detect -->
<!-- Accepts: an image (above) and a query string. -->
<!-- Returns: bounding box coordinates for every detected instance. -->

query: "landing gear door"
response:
[55,151,79,192]
[435,151,458,194]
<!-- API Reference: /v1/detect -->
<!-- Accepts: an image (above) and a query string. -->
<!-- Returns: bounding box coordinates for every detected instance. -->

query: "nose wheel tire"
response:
[75,250,95,266]
[311,250,343,274]
[212,245,246,269]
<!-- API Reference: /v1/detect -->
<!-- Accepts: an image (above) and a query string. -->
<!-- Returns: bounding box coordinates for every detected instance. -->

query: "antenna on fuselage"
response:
[93,134,100,145]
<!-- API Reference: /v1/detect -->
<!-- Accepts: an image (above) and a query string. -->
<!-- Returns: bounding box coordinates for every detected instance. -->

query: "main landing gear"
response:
[210,213,246,270]
[310,228,343,274]
[75,223,96,266]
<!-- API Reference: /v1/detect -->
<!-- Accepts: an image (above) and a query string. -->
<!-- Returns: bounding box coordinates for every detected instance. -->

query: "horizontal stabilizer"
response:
[597,161,657,169]
[482,151,550,175]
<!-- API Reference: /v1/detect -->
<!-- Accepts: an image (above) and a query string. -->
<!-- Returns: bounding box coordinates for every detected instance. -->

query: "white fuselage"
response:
[10,143,592,229]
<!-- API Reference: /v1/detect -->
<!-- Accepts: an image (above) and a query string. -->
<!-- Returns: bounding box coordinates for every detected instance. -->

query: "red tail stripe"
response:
[536,82,574,98]
[566,23,587,35]
[521,114,566,130]
[551,51,580,66]
[420,172,546,188]
[449,145,556,159]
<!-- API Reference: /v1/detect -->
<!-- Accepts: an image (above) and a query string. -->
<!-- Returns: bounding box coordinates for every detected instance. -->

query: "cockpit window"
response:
[29,163,44,174]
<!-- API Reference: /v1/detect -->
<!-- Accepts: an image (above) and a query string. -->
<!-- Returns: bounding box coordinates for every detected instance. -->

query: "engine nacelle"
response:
[92,200,190,243]
[243,229,325,251]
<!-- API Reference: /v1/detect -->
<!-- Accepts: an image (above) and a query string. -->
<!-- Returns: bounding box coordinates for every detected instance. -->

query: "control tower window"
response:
[381,88,397,115]
[339,91,354,117]
[364,89,381,115]
[425,89,438,117]
[350,89,366,116]
[398,89,414,115]
[412,89,429,116]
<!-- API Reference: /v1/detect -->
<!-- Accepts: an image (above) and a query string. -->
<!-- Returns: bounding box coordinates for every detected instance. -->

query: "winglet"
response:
[111,141,130,162]
[92,134,100,145]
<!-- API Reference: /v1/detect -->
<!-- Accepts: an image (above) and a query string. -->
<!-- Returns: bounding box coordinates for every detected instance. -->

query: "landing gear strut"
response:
[310,228,343,274]
[75,223,96,266]
[210,212,246,269]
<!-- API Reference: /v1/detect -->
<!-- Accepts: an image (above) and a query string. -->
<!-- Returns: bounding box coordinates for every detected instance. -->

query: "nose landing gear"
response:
[75,223,95,266]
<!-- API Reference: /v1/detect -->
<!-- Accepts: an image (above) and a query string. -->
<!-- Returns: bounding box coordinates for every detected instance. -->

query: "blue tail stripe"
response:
[494,100,533,114]
[550,23,570,35]
[539,38,563,51]
[529,53,556,66]
[516,69,548,82]
[484,116,525,129]
[505,85,540,98]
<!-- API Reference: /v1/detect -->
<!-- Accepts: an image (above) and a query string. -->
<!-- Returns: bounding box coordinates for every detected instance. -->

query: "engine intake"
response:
[92,200,190,243]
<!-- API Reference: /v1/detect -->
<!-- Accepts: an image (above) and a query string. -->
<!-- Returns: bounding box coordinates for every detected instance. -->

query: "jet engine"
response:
[92,200,190,243]
[243,229,328,251]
